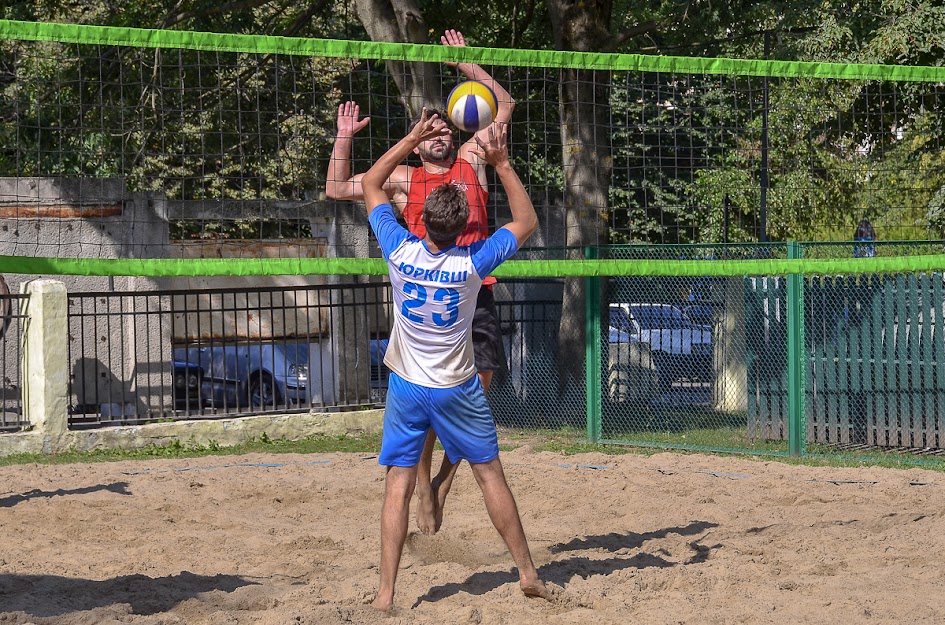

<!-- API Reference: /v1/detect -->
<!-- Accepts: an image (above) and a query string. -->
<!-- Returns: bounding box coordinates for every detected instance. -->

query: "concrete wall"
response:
[0,177,171,416]
[167,240,332,343]
[162,199,387,405]
[0,182,390,419]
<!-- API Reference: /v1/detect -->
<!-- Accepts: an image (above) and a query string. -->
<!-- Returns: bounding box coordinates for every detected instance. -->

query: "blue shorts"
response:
[379,372,499,467]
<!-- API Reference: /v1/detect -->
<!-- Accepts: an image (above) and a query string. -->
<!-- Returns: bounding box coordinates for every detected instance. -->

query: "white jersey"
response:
[369,204,518,388]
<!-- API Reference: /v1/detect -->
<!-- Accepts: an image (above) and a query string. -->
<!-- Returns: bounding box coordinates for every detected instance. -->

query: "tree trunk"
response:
[351,0,442,115]
[547,0,613,395]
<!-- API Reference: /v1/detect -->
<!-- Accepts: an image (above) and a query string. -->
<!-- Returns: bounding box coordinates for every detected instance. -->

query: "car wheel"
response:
[185,371,202,407]
[249,373,280,409]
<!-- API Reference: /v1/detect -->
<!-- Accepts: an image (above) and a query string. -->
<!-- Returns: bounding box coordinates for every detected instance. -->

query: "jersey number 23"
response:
[401,281,460,327]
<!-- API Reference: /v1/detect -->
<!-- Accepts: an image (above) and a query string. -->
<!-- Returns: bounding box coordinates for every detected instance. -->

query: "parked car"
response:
[608,303,712,392]
[173,341,311,411]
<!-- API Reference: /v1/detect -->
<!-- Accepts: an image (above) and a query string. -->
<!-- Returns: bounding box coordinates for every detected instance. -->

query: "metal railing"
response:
[66,282,391,427]
[0,290,27,432]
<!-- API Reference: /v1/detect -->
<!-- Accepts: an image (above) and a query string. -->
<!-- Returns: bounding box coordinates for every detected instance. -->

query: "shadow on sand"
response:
[0,482,132,508]
[413,520,721,607]
[0,571,258,618]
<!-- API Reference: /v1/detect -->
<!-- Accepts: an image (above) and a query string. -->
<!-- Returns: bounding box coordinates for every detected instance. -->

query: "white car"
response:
[608,303,712,397]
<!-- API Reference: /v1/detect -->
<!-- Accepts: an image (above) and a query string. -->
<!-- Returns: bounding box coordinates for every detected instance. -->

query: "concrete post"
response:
[715,276,748,413]
[21,279,69,435]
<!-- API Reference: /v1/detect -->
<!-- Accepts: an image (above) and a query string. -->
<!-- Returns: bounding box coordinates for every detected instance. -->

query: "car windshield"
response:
[631,306,690,330]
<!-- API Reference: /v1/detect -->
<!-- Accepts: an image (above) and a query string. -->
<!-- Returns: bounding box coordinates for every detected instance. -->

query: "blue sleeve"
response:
[368,204,410,260]
[470,228,519,278]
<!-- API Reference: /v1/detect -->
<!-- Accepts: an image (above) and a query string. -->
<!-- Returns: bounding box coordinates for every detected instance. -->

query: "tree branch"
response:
[158,0,277,29]
[603,20,659,52]
[282,0,331,37]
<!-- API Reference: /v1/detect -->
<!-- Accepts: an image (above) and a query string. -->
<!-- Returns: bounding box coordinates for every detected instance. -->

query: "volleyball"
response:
[447,80,498,133]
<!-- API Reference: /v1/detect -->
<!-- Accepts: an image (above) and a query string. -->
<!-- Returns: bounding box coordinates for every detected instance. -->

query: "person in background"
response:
[853,218,876,258]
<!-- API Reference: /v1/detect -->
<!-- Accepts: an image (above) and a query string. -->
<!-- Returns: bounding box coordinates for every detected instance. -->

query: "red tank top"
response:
[404,158,496,286]
[404,158,489,246]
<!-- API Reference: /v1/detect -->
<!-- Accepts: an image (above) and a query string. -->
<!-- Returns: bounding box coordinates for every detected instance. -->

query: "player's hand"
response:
[470,124,510,168]
[440,29,465,68]
[336,101,370,138]
[408,108,451,143]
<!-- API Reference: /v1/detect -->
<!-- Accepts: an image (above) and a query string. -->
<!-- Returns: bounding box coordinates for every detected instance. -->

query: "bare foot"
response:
[521,579,552,601]
[371,596,394,612]
[416,489,437,535]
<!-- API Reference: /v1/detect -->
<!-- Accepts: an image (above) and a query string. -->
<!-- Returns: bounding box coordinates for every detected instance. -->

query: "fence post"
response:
[585,246,602,443]
[786,242,806,456]
[21,279,70,436]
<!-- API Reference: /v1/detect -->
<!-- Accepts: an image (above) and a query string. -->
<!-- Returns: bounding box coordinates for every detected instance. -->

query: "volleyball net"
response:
[4,21,945,457]
[1,20,944,278]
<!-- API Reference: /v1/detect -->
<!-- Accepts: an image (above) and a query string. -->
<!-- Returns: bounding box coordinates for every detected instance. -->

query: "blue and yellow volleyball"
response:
[447,81,498,133]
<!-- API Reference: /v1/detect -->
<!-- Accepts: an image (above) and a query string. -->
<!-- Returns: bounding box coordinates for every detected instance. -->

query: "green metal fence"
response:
[488,241,945,463]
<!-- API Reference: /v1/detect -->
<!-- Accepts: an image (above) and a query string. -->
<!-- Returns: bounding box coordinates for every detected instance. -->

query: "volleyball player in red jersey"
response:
[326,29,515,536]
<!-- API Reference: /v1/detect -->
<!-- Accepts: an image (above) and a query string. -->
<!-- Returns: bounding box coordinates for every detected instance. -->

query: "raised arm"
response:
[326,101,412,204]
[442,30,516,163]
[469,126,536,247]
[362,109,451,215]
[325,101,371,200]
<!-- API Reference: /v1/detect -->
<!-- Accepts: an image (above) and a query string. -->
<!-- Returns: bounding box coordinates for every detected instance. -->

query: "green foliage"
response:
[417,0,554,50]
[1,1,359,205]
[671,1,945,243]
[3,0,945,243]
[841,111,945,239]
[858,0,945,67]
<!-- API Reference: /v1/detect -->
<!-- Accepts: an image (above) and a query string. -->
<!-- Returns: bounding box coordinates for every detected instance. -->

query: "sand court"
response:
[0,446,942,624]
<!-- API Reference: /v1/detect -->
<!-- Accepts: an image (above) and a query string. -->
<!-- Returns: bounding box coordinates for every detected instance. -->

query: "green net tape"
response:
[2,19,945,82]
[3,254,945,278]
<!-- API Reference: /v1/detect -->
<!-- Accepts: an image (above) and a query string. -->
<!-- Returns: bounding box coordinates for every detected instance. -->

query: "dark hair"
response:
[854,219,875,240]
[423,184,468,244]
[409,109,452,132]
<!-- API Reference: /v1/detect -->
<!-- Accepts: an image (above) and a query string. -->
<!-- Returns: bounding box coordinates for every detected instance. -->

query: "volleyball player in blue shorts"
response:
[361,109,549,611]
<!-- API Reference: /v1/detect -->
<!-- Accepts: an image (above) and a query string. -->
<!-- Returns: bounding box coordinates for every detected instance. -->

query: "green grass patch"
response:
[605,426,789,452]
[496,425,945,472]
[2,426,944,473]
[0,432,383,467]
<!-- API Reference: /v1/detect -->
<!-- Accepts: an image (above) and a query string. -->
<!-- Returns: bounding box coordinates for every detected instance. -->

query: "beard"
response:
[419,140,454,164]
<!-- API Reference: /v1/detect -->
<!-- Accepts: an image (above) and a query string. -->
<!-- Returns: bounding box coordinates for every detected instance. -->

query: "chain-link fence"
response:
[486,242,945,463]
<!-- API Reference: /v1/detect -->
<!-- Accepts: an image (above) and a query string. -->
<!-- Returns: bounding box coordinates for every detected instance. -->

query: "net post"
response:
[786,241,807,456]
[584,245,602,443]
